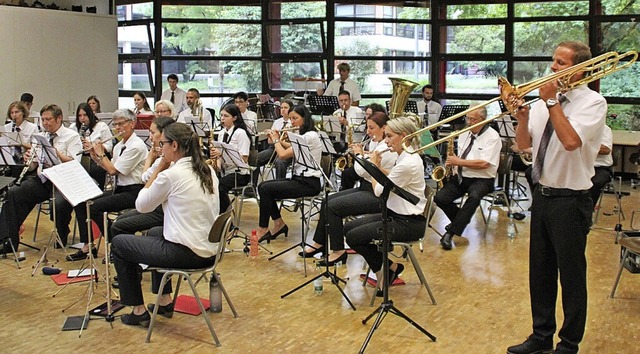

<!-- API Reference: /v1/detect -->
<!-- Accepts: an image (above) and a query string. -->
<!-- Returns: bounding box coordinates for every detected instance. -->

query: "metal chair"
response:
[481,152,518,238]
[610,235,640,298]
[146,209,237,346]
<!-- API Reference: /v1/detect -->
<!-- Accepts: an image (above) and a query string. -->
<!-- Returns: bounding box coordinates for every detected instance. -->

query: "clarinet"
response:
[16,144,37,185]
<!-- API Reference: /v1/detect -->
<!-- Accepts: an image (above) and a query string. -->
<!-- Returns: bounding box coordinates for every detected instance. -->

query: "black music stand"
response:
[439,105,469,131]
[188,119,211,138]
[308,95,339,115]
[280,133,355,310]
[385,100,419,115]
[349,153,436,352]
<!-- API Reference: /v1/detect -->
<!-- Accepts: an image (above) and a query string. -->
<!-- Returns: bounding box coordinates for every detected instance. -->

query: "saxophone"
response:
[334,124,354,171]
[205,129,221,173]
[431,135,455,188]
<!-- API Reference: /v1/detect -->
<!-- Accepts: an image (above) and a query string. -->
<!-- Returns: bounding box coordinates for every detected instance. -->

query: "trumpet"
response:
[257,126,299,136]
[402,50,638,154]
[76,132,123,155]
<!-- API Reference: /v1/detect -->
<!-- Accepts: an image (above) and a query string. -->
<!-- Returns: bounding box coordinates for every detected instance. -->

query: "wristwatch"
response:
[545,98,558,108]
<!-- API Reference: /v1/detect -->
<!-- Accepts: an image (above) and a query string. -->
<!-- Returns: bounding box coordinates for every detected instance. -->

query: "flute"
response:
[76,132,122,155]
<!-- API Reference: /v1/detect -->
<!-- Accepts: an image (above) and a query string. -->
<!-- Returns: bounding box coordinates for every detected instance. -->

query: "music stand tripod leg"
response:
[31,186,69,276]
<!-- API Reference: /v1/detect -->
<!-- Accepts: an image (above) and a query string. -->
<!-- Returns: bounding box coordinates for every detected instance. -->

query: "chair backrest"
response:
[320,155,332,179]
[422,184,437,223]
[208,209,234,244]
[497,152,513,175]
[248,149,259,168]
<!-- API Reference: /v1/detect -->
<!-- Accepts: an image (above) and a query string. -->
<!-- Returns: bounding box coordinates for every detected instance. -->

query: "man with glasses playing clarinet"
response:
[507,41,607,354]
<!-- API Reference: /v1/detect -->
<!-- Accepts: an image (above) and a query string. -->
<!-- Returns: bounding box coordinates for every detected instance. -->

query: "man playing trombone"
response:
[507,41,607,354]
[434,104,501,250]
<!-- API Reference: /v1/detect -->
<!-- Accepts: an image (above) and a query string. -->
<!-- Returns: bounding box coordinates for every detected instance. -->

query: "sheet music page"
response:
[318,131,337,154]
[212,141,249,169]
[0,135,17,166]
[41,160,103,206]
[32,135,62,166]
[0,131,23,146]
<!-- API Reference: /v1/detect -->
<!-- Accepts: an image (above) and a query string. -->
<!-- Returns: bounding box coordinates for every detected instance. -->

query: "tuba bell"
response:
[388,77,421,126]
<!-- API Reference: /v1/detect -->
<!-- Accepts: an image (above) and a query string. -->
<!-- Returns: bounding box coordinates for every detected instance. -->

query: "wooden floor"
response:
[1,179,639,353]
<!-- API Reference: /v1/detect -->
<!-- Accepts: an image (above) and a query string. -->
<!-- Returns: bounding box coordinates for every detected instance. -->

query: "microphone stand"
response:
[280,153,356,310]
[349,153,436,353]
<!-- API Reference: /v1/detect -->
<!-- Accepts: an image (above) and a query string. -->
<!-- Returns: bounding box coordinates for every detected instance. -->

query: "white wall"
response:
[0,5,118,116]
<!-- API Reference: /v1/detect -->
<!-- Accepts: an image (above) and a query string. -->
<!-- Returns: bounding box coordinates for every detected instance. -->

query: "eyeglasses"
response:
[158,140,173,148]
[155,109,171,114]
[234,100,246,105]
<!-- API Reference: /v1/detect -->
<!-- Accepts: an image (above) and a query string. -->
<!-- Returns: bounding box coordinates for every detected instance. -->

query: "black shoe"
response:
[389,263,405,285]
[507,336,553,354]
[271,224,289,239]
[440,232,453,250]
[65,249,97,261]
[53,242,67,249]
[121,310,151,327]
[317,252,347,267]
[147,302,174,319]
[258,231,274,244]
[298,246,324,258]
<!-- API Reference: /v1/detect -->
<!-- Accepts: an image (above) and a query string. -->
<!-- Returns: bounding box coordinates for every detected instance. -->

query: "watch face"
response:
[546,99,558,107]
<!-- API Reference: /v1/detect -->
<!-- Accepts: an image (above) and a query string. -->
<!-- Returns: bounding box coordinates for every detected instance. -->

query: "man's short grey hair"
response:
[113,108,137,123]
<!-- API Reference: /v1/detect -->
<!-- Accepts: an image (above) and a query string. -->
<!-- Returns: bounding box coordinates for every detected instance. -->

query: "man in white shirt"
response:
[332,90,363,154]
[323,63,361,106]
[160,74,188,114]
[416,84,443,126]
[0,104,82,251]
[233,92,258,134]
[67,109,148,261]
[177,88,213,129]
[20,92,41,123]
[434,105,501,250]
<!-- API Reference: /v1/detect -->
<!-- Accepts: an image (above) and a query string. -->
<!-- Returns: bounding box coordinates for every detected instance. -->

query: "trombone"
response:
[402,50,638,154]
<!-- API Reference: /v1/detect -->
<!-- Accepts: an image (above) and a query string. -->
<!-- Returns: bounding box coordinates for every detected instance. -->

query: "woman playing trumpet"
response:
[256,105,322,243]
[75,102,113,188]
[300,112,396,266]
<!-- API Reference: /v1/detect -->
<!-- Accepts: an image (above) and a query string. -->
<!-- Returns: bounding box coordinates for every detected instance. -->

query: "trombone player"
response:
[434,104,501,250]
[507,41,607,354]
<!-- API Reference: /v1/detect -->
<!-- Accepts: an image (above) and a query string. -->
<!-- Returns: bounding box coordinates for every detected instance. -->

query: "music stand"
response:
[308,95,339,116]
[385,100,419,115]
[349,153,436,352]
[439,105,469,130]
[321,115,342,134]
[188,119,211,138]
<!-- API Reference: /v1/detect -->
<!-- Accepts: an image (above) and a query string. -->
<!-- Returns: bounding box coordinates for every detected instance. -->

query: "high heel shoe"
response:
[298,245,324,258]
[271,224,289,239]
[317,252,348,267]
[258,231,274,244]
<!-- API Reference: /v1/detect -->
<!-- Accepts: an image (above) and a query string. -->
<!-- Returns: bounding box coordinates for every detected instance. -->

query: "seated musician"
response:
[0,104,82,250]
[434,104,502,250]
[254,99,294,183]
[110,117,176,238]
[339,103,387,191]
[75,102,112,188]
[210,104,251,213]
[416,84,443,127]
[176,88,213,129]
[4,101,39,178]
[331,90,363,155]
[233,92,258,134]
[112,122,220,327]
[588,124,613,205]
[154,100,176,119]
[133,91,153,115]
[255,105,322,243]
[66,109,148,261]
[300,112,396,266]
[345,116,427,294]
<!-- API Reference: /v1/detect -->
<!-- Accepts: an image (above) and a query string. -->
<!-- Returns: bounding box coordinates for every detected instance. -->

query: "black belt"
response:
[537,185,589,197]
[388,209,426,221]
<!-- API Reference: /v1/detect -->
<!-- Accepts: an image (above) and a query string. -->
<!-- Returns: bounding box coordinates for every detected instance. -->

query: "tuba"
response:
[388,77,421,126]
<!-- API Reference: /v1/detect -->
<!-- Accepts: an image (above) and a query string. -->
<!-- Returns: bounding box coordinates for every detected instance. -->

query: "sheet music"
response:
[188,119,211,137]
[321,115,341,133]
[32,135,61,167]
[0,136,16,166]
[41,160,103,207]
[0,128,23,146]
[495,116,516,138]
[287,132,316,172]
[318,131,337,154]
[212,141,249,170]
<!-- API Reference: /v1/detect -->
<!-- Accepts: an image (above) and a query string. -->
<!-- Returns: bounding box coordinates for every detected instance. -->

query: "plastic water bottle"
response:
[209,276,223,313]
[313,277,323,295]
[250,229,259,257]
[507,213,516,240]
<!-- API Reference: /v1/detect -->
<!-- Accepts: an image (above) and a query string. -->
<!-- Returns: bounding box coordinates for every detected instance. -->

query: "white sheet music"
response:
[32,135,62,167]
[212,141,249,170]
[318,131,337,154]
[41,160,103,207]
[0,135,16,166]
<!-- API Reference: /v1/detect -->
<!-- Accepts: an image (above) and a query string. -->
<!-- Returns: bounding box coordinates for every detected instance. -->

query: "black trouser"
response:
[257,176,321,228]
[111,227,216,306]
[339,165,360,191]
[529,186,592,353]
[345,211,426,272]
[0,176,72,249]
[111,206,164,238]
[589,166,612,205]
[219,172,251,213]
[312,182,380,251]
[70,184,143,244]
[434,176,494,236]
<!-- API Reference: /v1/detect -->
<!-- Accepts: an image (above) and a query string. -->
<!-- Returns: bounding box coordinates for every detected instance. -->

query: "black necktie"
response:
[170,91,175,104]
[48,132,57,147]
[119,145,127,157]
[457,135,476,183]
[223,132,230,144]
[13,126,22,160]
[339,81,345,92]
[531,94,567,185]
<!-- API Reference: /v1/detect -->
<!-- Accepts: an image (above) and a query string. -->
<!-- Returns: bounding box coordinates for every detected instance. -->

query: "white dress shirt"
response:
[416,100,443,126]
[177,107,213,129]
[374,151,426,216]
[456,127,502,179]
[324,78,362,102]
[271,117,291,131]
[80,121,113,153]
[141,157,161,183]
[112,132,148,186]
[42,125,83,163]
[5,120,39,145]
[528,85,607,190]
[160,87,188,114]
[291,130,323,178]
[332,106,364,124]
[242,110,258,135]
[136,157,220,258]
[354,140,397,183]
[595,125,613,167]
[217,126,251,176]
